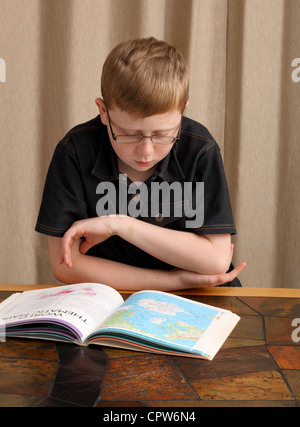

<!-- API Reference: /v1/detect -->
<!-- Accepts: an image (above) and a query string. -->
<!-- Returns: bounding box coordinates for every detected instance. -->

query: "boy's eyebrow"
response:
[110,118,180,133]
[152,124,179,133]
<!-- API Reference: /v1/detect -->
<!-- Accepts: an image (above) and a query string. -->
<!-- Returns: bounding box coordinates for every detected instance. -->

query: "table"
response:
[0,285,299,407]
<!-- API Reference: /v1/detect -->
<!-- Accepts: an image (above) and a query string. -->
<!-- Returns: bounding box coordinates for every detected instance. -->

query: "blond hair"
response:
[101,37,189,117]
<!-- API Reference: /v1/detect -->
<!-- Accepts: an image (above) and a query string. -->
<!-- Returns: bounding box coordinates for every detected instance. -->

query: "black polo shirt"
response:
[36,115,240,285]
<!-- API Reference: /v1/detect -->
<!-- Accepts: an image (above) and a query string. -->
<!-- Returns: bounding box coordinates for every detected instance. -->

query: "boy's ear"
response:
[95,98,108,125]
[184,100,189,110]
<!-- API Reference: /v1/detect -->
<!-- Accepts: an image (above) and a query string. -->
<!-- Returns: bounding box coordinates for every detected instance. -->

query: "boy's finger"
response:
[61,234,74,268]
[226,262,247,281]
[80,240,93,255]
[235,262,246,274]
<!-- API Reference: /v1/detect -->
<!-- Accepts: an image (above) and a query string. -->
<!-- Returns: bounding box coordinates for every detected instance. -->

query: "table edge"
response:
[0,284,300,298]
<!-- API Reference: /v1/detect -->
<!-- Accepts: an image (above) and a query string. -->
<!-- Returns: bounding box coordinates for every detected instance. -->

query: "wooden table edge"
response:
[1,284,300,298]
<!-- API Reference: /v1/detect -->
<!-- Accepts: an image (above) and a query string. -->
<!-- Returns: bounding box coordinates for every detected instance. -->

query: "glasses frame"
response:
[106,109,182,145]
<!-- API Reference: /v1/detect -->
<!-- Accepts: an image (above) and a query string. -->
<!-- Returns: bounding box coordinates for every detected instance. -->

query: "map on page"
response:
[99,291,223,349]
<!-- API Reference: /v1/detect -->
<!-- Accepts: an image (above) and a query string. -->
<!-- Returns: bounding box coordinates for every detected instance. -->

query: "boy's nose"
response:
[136,137,155,156]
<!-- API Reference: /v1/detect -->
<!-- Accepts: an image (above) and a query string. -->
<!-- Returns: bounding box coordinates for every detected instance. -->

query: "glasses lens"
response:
[116,135,176,144]
[152,136,176,144]
[116,135,142,143]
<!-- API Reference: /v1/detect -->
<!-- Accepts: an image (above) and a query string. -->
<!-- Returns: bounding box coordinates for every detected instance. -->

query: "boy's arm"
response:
[115,216,232,275]
[49,236,245,291]
[49,236,177,291]
[60,216,239,275]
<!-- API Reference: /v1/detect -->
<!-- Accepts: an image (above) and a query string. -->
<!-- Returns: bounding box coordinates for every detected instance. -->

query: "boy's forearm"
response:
[51,246,175,291]
[114,216,232,275]
[52,250,238,291]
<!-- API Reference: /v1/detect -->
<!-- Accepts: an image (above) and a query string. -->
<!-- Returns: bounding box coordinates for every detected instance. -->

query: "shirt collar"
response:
[91,123,120,181]
[155,147,185,181]
[91,118,185,182]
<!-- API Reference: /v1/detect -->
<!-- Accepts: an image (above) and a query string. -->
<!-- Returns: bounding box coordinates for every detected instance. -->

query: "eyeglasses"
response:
[106,110,181,145]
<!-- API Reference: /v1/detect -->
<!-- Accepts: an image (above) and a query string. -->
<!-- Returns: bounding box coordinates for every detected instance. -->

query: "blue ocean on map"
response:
[100,290,222,350]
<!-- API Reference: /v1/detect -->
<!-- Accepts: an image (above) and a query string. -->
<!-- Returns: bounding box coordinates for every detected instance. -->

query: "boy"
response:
[36,37,245,291]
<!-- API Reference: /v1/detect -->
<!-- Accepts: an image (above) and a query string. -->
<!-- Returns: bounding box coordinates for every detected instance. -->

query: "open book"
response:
[0,283,240,360]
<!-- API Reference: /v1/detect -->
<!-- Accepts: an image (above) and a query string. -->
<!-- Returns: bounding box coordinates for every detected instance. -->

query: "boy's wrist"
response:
[107,214,132,239]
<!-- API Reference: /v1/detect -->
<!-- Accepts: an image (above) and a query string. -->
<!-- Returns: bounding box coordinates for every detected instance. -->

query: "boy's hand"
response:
[173,261,246,289]
[171,244,246,288]
[60,217,116,268]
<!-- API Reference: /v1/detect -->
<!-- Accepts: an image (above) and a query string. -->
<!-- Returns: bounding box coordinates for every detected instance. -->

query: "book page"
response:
[0,283,124,341]
[88,290,232,356]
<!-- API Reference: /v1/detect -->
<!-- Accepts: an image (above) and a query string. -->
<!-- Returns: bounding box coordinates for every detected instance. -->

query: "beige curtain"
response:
[0,0,299,288]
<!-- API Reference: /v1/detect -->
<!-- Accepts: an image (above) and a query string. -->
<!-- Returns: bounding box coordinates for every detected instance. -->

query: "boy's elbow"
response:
[206,233,232,275]
[208,243,232,275]
[193,255,231,276]
[211,256,232,275]
[51,262,73,284]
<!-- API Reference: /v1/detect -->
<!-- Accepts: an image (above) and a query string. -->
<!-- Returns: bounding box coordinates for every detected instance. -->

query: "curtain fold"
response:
[0,0,299,287]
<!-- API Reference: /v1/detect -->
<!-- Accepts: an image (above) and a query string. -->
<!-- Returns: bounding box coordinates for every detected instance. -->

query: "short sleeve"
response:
[190,143,236,235]
[35,141,88,237]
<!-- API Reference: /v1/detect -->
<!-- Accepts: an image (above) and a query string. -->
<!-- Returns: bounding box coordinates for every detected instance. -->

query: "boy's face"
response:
[96,98,182,181]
